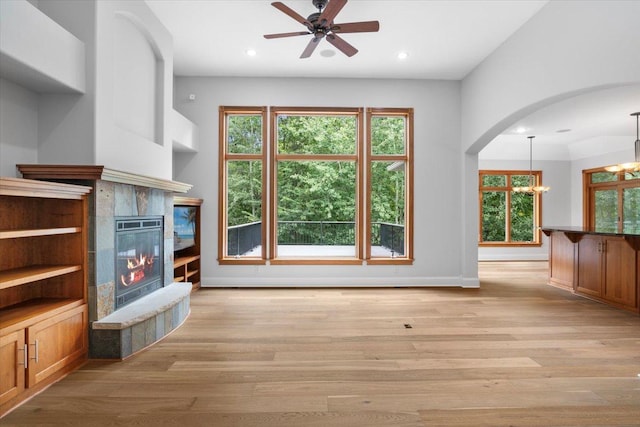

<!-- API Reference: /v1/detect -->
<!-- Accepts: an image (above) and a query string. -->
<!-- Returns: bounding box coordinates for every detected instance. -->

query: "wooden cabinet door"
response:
[603,237,638,309]
[0,330,26,405]
[576,235,603,297]
[26,305,87,387]
[549,232,575,290]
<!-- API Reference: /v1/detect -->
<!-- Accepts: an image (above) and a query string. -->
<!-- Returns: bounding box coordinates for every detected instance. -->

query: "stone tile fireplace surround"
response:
[18,165,193,359]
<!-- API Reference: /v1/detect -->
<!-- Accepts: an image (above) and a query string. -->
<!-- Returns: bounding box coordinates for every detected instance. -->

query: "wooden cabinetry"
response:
[576,235,637,310]
[0,330,25,406]
[548,231,575,291]
[544,228,639,314]
[601,237,637,309]
[0,177,91,416]
[173,196,202,291]
[575,235,604,298]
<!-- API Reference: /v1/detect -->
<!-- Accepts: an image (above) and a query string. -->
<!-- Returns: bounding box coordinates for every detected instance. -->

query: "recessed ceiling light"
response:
[397,51,408,60]
[245,49,257,57]
[556,128,571,133]
[515,127,528,134]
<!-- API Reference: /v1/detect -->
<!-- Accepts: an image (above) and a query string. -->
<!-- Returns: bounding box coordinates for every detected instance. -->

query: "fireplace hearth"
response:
[115,217,163,308]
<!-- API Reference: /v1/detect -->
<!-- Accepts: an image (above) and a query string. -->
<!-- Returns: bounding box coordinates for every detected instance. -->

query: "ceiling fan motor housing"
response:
[308,12,323,26]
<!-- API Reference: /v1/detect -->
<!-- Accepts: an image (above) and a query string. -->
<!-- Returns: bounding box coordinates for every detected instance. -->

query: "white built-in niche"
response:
[113,13,163,146]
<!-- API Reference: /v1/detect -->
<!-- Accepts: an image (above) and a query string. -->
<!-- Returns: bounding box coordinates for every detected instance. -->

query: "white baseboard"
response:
[201,275,476,288]
[478,254,548,262]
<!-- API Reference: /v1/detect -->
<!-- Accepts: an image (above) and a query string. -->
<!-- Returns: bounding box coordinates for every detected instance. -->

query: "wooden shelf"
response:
[173,197,202,291]
[1,177,90,416]
[0,298,84,334]
[0,265,82,290]
[174,255,200,268]
[0,227,82,239]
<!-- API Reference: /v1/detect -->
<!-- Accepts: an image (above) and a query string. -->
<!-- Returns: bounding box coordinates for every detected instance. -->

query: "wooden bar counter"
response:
[542,227,640,314]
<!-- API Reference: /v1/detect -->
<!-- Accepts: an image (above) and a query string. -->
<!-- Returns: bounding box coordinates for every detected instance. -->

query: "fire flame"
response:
[120,253,155,287]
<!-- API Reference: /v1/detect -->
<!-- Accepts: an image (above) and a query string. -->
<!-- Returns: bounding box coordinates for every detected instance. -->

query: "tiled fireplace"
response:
[18,165,193,359]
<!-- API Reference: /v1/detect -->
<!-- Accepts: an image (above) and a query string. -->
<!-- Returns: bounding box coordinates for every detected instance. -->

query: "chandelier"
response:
[605,112,640,173]
[512,136,550,194]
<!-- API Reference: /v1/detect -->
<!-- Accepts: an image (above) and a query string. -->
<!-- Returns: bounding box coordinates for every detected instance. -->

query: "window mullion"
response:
[618,187,624,233]
[505,189,512,243]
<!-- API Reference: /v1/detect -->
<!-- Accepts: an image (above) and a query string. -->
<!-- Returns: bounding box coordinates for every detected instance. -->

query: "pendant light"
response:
[512,136,550,193]
[605,112,640,173]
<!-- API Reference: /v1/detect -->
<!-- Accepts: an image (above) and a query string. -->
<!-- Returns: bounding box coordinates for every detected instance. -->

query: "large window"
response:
[218,107,267,264]
[219,106,413,264]
[270,108,362,263]
[367,109,413,264]
[478,170,543,246]
[583,168,640,233]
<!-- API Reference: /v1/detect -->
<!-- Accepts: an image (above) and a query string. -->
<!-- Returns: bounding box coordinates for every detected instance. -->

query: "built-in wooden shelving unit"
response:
[0,177,91,417]
[173,196,202,291]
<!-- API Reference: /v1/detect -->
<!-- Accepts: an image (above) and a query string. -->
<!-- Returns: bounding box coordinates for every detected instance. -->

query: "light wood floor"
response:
[3,262,640,426]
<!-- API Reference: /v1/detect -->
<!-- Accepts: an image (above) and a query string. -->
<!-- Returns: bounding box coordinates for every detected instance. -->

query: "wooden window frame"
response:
[218,106,414,265]
[366,108,414,265]
[582,167,640,232]
[218,106,268,265]
[269,107,363,265]
[478,170,543,247]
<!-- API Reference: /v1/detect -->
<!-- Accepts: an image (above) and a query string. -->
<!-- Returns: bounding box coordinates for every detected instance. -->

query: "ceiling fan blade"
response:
[326,33,358,57]
[271,2,311,28]
[264,31,310,39]
[332,21,380,34]
[300,37,322,59]
[317,0,347,26]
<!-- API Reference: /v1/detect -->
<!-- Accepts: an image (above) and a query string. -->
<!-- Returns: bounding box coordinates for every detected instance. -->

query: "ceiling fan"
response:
[263,0,380,59]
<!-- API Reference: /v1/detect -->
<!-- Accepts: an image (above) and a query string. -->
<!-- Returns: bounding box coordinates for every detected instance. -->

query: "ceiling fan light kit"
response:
[605,112,640,173]
[264,0,380,58]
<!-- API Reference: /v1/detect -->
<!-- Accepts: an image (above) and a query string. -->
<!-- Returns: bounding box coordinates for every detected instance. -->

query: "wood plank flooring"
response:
[3,261,640,426]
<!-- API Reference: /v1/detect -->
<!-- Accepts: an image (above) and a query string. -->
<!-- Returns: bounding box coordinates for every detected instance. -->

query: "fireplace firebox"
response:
[115,217,163,308]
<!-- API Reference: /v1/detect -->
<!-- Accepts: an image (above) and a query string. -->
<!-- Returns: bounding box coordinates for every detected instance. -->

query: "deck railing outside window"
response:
[376,222,405,256]
[227,221,404,256]
[227,221,262,256]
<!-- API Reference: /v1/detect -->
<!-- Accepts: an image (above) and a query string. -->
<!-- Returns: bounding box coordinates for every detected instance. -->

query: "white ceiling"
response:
[483,85,640,160]
[145,0,549,80]
[145,0,640,156]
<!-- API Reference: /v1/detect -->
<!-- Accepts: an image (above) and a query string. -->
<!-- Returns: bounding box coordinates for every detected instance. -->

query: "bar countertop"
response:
[541,226,640,238]
[542,226,640,251]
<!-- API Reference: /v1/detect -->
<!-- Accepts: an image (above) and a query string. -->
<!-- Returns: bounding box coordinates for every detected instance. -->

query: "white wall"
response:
[113,13,158,143]
[0,78,38,177]
[94,1,173,179]
[0,0,175,181]
[461,0,640,154]
[174,76,468,287]
[30,0,95,166]
[461,0,640,270]
[0,0,85,93]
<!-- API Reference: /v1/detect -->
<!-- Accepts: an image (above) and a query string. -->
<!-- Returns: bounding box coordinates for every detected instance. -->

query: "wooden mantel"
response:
[17,165,192,193]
